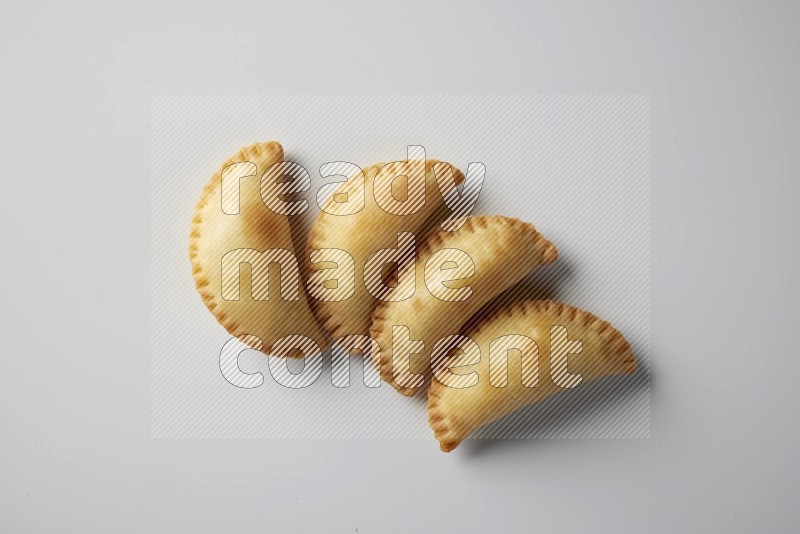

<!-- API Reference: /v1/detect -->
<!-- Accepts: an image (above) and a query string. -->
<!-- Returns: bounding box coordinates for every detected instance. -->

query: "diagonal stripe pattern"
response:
[151,94,650,441]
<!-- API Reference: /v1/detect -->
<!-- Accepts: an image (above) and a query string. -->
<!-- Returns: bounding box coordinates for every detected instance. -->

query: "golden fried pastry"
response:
[428,300,636,451]
[306,158,464,338]
[189,141,328,356]
[371,216,558,396]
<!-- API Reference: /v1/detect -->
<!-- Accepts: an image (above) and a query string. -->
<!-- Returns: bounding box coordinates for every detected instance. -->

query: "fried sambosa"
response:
[428,300,636,451]
[306,158,464,338]
[189,141,328,356]
[371,216,558,396]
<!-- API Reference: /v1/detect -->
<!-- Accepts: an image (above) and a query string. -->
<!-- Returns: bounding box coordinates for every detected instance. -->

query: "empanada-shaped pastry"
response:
[371,216,558,396]
[189,141,328,356]
[306,158,464,338]
[428,300,636,451]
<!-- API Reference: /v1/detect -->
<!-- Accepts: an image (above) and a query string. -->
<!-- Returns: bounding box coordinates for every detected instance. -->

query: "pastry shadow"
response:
[281,149,319,263]
[287,205,316,262]
[459,258,576,334]
[458,346,652,457]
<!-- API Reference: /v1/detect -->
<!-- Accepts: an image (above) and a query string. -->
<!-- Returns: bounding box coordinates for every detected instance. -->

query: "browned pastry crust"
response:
[306,159,464,339]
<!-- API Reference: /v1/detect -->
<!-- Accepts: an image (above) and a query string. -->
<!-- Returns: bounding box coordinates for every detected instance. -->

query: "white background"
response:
[1,1,798,532]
